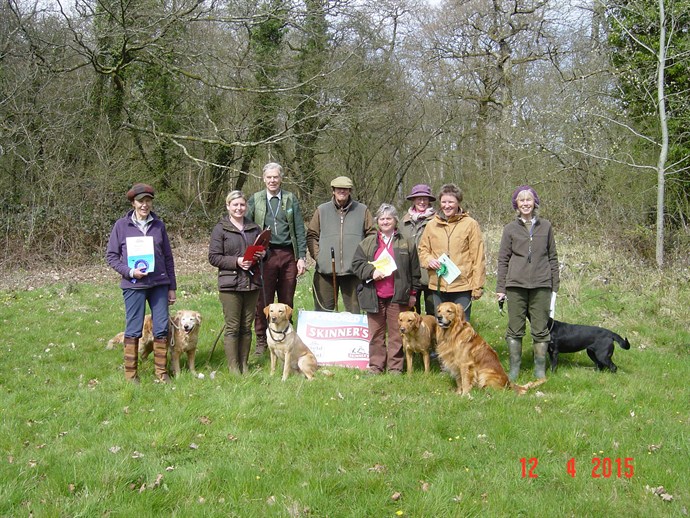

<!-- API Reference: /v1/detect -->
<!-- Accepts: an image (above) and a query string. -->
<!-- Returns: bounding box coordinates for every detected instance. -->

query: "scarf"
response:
[408,206,435,222]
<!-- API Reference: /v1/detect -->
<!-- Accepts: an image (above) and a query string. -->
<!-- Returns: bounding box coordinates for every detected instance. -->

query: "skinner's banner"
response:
[296,311,369,369]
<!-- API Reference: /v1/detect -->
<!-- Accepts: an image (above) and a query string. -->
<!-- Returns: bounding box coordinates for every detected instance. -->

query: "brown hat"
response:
[127,183,155,202]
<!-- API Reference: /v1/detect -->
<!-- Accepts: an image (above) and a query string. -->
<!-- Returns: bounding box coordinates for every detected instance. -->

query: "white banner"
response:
[296,310,370,369]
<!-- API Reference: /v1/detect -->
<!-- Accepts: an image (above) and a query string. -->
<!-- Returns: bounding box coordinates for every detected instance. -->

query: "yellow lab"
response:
[264,303,318,381]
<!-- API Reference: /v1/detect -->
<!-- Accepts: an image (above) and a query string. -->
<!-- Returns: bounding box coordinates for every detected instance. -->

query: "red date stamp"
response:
[520,457,634,478]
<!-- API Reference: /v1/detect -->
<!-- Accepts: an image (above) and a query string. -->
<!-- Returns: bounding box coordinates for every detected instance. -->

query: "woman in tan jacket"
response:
[418,184,486,321]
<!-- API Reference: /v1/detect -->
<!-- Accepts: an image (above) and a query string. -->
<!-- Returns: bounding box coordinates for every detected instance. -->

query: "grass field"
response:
[1,232,689,517]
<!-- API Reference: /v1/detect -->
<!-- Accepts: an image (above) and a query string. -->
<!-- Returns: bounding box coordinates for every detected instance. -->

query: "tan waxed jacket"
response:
[417,211,486,296]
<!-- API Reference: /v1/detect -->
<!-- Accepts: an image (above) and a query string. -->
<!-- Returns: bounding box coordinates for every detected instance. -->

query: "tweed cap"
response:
[330,176,354,189]
[127,183,155,202]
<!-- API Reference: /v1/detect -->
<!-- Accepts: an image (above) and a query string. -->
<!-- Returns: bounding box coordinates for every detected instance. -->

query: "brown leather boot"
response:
[153,337,170,383]
[123,337,140,384]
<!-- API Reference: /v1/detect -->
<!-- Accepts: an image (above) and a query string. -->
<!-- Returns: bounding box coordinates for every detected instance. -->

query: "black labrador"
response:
[547,318,630,372]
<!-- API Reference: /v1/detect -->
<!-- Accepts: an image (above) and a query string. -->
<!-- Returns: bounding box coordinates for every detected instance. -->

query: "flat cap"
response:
[127,183,155,202]
[330,176,354,189]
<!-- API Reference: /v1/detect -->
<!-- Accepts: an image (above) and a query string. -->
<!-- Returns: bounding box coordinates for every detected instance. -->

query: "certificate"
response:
[126,236,155,273]
[368,248,397,277]
[438,253,460,285]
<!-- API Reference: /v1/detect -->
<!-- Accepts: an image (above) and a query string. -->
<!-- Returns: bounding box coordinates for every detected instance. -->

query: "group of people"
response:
[107,167,558,384]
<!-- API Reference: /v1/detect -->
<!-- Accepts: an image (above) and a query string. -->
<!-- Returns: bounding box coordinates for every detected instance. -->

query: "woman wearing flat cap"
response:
[400,184,436,316]
[496,185,559,381]
[106,183,177,384]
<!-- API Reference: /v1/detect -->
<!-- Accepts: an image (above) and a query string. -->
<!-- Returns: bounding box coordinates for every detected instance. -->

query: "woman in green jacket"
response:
[352,204,420,375]
[496,185,559,381]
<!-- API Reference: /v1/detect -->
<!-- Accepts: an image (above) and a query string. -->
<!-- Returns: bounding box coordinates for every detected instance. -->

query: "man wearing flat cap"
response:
[307,176,374,313]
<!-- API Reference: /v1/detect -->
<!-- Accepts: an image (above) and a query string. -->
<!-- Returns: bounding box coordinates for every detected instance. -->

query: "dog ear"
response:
[415,312,422,324]
[264,305,270,318]
[285,305,293,321]
[195,311,202,323]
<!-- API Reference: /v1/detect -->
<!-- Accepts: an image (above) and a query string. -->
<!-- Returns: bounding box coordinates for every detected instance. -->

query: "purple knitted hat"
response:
[511,185,540,210]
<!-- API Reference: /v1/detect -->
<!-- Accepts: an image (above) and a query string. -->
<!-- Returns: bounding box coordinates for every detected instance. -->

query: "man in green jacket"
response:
[247,162,308,355]
[307,176,374,313]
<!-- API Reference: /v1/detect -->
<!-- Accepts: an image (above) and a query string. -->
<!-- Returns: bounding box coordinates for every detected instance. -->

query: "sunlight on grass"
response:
[1,231,688,515]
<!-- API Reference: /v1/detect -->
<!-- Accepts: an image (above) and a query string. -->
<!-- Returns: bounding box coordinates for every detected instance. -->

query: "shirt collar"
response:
[266,190,282,202]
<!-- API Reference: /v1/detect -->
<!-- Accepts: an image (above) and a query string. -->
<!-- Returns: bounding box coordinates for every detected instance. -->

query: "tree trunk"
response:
[655,0,668,267]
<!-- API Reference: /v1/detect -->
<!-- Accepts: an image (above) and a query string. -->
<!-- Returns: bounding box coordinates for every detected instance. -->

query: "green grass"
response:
[1,236,689,517]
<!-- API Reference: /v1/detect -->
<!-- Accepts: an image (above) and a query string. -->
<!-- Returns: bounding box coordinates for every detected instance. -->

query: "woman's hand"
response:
[237,258,253,270]
[168,289,177,305]
[428,258,441,270]
[372,269,386,281]
[132,267,148,279]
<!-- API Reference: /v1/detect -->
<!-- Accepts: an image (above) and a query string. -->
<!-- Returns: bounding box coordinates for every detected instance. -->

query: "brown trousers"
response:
[366,298,405,373]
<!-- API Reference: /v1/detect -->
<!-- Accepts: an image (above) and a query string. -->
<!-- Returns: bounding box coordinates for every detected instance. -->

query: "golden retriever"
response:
[398,311,437,374]
[264,303,318,381]
[167,310,202,377]
[435,302,545,396]
[107,310,202,377]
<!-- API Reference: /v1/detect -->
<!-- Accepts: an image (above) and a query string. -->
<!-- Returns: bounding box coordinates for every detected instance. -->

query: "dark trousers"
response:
[312,272,361,313]
[220,290,259,339]
[254,247,298,338]
[367,298,405,373]
[505,287,551,342]
[432,290,472,321]
[123,284,169,338]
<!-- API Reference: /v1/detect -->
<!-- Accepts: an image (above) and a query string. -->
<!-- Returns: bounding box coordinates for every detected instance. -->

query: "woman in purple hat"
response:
[496,185,559,381]
[400,184,436,316]
[106,183,177,384]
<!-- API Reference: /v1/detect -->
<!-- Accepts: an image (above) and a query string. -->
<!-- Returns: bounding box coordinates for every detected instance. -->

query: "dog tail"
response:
[613,333,631,350]
[511,377,547,395]
[106,332,125,350]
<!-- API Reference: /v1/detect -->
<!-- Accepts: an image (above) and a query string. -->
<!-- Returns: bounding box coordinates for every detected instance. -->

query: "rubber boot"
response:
[506,337,522,382]
[224,335,240,374]
[153,337,170,383]
[533,342,548,379]
[239,333,252,374]
[123,337,140,384]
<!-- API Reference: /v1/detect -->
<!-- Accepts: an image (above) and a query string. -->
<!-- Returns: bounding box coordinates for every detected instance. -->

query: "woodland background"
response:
[2,0,689,268]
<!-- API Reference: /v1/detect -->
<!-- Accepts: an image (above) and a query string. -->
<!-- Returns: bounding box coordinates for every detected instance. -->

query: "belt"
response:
[270,244,293,250]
